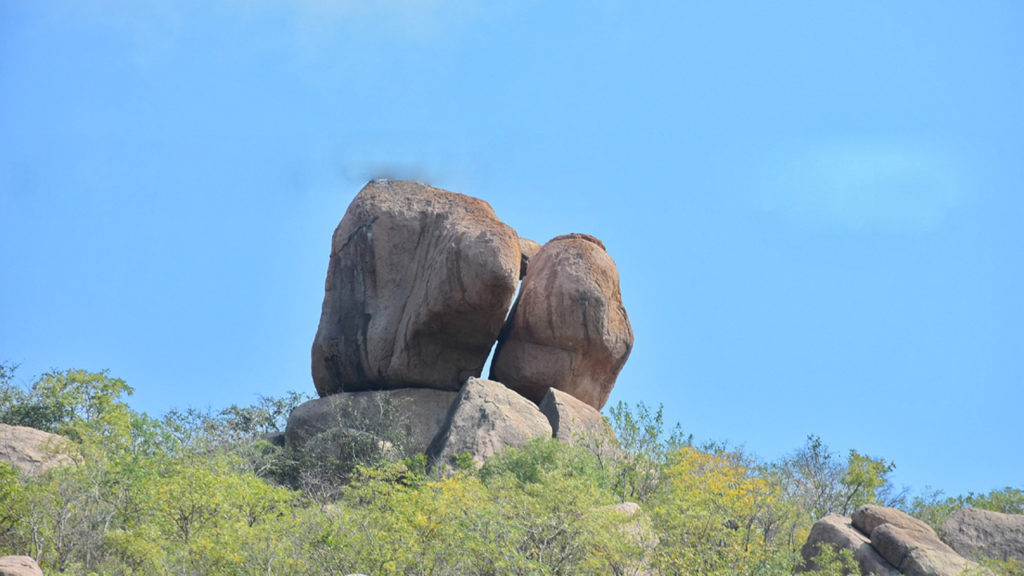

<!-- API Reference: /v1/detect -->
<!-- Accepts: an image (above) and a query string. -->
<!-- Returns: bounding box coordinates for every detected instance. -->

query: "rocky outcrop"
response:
[0,556,44,576]
[428,377,552,470]
[311,179,520,396]
[800,506,991,576]
[285,388,458,456]
[0,423,74,475]
[539,388,615,448]
[490,233,633,410]
[941,507,1024,563]
[871,523,973,576]
[852,505,936,540]
[518,237,541,279]
[801,514,899,576]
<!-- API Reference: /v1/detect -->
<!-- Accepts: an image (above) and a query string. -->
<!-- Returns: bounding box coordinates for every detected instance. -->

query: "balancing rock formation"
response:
[490,233,633,410]
[295,180,632,469]
[311,179,521,395]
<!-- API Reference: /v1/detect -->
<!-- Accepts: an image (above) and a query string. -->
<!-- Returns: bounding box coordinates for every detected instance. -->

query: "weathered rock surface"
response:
[518,237,542,279]
[801,506,994,576]
[285,388,458,456]
[490,233,633,410]
[853,505,936,540]
[428,377,552,471]
[942,507,1024,563]
[871,523,974,576]
[0,423,74,475]
[539,387,616,447]
[800,514,900,576]
[312,179,520,396]
[0,556,44,576]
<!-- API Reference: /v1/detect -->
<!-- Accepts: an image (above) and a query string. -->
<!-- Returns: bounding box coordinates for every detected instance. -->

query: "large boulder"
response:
[941,507,1024,563]
[428,377,552,471]
[285,388,458,456]
[799,514,899,576]
[871,523,977,576]
[0,423,74,475]
[0,556,44,576]
[490,233,633,410]
[312,179,521,396]
[852,505,935,539]
[539,387,616,448]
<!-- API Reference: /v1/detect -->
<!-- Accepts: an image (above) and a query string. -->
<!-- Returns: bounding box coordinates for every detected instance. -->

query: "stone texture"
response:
[799,514,900,576]
[312,179,520,396]
[285,388,458,456]
[852,505,936,539]
[428,377,552,471]
[518,237,542,279]
[539,387,616,447]
[0,556,44,576]
[0,423,74,475]
[942,507,1024,563]
[871,523,976,576]
[605,502,658,576]
[490,233,633,410]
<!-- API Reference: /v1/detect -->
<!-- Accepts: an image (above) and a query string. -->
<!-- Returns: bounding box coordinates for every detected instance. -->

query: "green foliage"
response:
[2,370,1020,576]
[649,445,803,575]
[775,435,900,522]
[802,543,861,576]
[0,367,134,447]
[607,400,692,503]
[910,485,1024,533]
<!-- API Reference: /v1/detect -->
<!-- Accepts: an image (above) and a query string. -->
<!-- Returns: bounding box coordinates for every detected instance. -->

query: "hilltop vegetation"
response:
[1,365,1020,575]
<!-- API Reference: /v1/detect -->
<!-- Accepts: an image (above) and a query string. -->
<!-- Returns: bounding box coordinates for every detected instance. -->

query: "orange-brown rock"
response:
[490,233,633,410]
[312,180,520,395]
[518,237,541,279]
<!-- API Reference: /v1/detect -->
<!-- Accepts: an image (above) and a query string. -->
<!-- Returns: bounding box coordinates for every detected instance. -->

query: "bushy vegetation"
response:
[0,363,1019,575]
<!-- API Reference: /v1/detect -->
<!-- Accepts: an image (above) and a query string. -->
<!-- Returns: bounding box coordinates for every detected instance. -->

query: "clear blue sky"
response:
[2,1,1021,498]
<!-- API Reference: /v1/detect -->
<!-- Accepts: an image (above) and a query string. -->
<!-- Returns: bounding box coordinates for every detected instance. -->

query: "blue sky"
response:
[2,1,1021,497]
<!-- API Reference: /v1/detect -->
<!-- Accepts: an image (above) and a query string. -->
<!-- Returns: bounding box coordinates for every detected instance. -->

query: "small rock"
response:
[518,237,541,279]
[539,387,617,449]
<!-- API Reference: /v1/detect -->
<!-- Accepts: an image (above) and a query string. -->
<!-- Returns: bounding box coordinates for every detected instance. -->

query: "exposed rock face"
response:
[490,233,633,410]
[0,556,44,576]
[800,514,899,576]
[0,423,74,475]
[428,377,552,471]
[285,388,458,456]
[539,387,616,448]
[871,523,972,576]
[800,506,992,576]
[518,237,541,279]
[853,505,935,539]
[312,179,520,396]
[942,507,1024,563]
